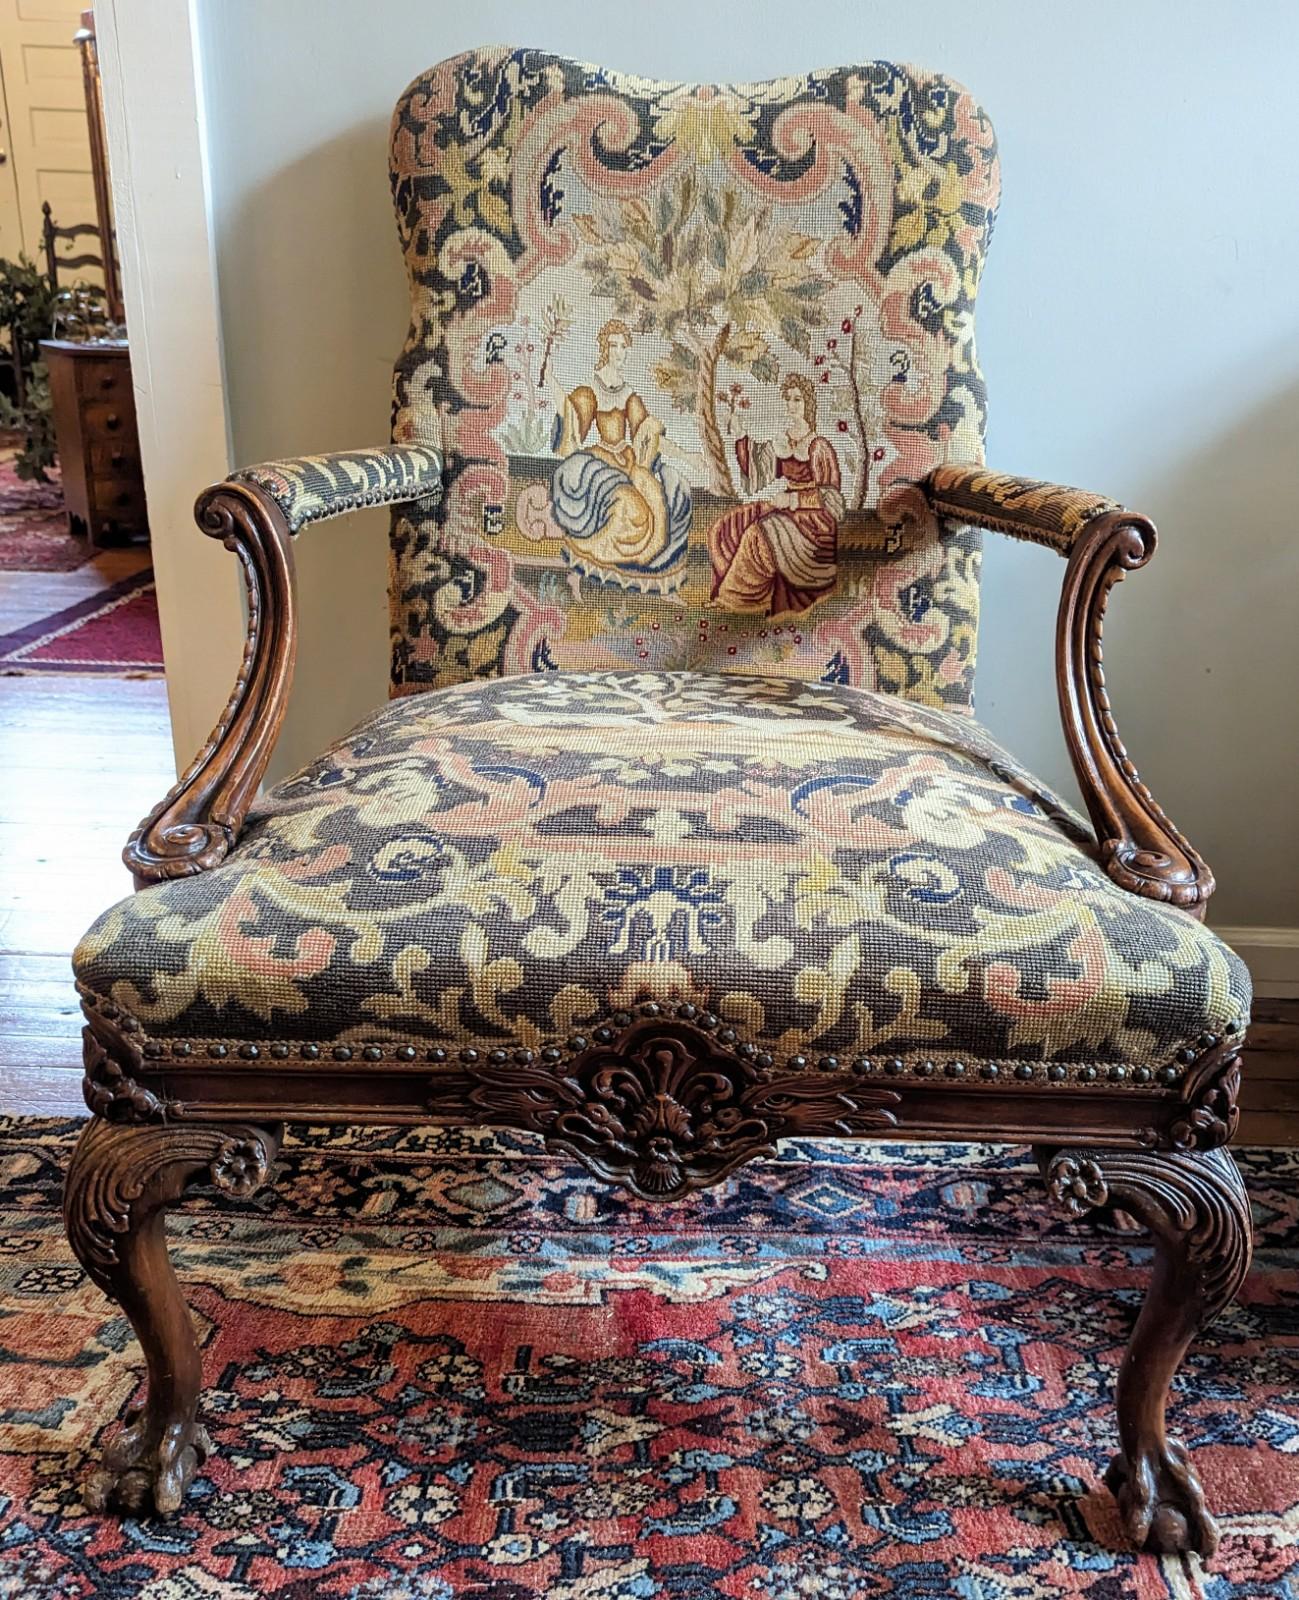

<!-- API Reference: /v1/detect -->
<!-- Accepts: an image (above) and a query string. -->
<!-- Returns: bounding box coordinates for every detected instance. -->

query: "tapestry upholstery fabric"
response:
[925,464,1123,555]
[230,446,443,534]
[75,672,1248,1083]
[386,49,1000,708]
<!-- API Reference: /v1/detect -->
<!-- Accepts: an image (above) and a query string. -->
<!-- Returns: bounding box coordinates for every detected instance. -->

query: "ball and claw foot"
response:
[65,1117,282,1516]
[1036,1143,1251,1562]
[84,1401,213,1517]
[1104,1440,1219,1558]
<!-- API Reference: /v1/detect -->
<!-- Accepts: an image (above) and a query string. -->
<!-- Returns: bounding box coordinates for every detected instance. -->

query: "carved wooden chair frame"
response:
[63,459,1249,1555]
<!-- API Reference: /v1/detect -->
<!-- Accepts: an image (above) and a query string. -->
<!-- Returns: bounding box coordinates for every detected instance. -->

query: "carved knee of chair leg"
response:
[63,1116,282,1515]
[1038,1145,1252,1558]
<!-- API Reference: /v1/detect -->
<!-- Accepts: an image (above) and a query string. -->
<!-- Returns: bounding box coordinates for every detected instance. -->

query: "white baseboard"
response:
[1212,927,1299,1000]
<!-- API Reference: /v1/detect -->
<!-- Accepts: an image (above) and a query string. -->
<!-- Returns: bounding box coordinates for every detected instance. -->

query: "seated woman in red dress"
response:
[708,371,845,616]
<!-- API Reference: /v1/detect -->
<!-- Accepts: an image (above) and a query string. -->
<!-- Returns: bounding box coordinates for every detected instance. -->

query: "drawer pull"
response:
[110,450,125,469]
[104,413,121,431]
[98,374,116,393]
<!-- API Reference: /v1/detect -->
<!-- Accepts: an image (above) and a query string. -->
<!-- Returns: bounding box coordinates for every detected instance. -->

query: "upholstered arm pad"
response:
[925,464,1122,555]
[228,445,443,534]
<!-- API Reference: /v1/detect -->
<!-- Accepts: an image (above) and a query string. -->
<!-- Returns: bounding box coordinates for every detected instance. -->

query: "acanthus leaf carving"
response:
[1137,1037,1243,1153]
[64,1116,284,1515]
[1040,1144,1251,1316]
[1037,1142,1251,1556]
[1170,1042,1242,1151]
[63,1118,283,1298]
[81,1005,165,1124]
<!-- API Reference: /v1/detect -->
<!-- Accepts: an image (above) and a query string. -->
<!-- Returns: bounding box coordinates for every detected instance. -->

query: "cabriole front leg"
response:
[63,1116,282,1514]
[1038,1145,1252,1557]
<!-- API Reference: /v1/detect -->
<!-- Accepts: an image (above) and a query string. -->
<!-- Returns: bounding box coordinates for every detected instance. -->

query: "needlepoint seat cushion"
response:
[74,672,1248,1083]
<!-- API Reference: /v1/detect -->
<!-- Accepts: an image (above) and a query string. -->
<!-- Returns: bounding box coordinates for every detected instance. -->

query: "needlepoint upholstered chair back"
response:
[386,48,1000,707]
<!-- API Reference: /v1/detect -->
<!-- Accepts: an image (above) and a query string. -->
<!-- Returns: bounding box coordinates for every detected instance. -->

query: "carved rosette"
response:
[426,1018,900,1199]
[1045,1153,1108,1218]
[64,1119,283,1298]
[209,1135,273,1196]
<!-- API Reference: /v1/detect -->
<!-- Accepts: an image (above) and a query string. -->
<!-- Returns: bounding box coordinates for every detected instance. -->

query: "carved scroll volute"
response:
[81,1001,162,1123]
[1056,510,1213,914]
[124,483,297,886]
[64,1117,283,1298]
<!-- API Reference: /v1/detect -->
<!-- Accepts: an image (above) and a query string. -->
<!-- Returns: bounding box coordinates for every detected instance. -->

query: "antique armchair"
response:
[65,49,1251,1557]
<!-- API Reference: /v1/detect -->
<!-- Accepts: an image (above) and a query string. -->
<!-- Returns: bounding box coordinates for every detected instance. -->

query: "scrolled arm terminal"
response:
[923,463,1214,913]
[123,446,443,885]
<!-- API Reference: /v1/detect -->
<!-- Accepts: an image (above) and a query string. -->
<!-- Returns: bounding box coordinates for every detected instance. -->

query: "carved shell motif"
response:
[434,1019,900,1199]
[561,1036,772,1196]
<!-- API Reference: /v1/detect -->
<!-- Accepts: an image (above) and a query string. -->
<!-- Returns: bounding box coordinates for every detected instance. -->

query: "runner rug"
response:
[0,568,163,676]
[0,1120,1292,1599]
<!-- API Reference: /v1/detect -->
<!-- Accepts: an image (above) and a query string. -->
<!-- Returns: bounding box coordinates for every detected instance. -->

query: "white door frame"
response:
[94,0,241,772]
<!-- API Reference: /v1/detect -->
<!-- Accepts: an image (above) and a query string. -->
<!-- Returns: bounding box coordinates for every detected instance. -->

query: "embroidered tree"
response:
[572,172,833,495]
[813,305,890,511]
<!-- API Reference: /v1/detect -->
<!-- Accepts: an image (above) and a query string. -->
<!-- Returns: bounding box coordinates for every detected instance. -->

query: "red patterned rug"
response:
[0,1121,1292,1599]
[0,568,163,675]
[0,447,82,572]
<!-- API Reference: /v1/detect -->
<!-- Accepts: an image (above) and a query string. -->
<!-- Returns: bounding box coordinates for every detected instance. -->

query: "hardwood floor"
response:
[1238,998,1299,1146]
[0,556,1296,1139]
[0,547,172,1116]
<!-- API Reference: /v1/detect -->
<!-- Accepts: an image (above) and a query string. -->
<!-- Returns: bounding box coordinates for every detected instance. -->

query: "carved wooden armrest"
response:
[923,463,1214,914]
[123,447,443,885]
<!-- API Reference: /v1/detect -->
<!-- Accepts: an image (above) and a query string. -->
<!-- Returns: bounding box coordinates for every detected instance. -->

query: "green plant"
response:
[0,255,59,480]
[0,361,55,481]
[0,257,115,482]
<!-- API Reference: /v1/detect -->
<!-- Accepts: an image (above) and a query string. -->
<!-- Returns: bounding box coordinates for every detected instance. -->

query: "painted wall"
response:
[195,0,1299,930]
[98,0,241,773]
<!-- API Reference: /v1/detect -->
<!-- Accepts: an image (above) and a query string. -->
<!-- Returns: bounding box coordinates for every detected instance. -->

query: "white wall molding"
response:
[95,0,240,773]
[1214,928,1299,1000]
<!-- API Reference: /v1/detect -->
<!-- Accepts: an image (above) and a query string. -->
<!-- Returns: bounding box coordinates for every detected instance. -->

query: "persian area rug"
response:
[0,568,163,676]
[0,448,78,572]
[0,1121,1293,1600]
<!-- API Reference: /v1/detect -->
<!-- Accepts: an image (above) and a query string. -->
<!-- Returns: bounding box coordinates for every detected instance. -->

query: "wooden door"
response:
[0,0,94,266]
[0,72,23,258]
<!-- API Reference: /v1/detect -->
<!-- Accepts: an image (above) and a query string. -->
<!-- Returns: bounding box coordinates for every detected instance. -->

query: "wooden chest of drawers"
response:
[41,338,149,546]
